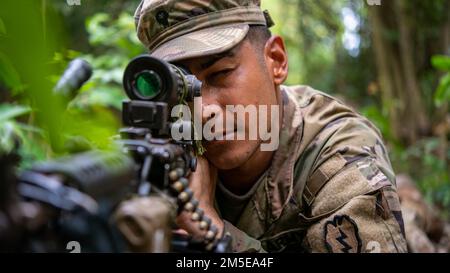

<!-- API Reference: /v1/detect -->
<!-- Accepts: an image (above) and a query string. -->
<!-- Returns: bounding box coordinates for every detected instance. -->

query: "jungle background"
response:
[0,0,449,251]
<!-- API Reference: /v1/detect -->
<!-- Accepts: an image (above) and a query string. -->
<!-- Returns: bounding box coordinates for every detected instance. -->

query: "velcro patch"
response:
[324,215,362,253]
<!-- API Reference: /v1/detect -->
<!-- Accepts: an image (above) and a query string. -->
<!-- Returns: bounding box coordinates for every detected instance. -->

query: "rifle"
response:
[0,56,231,253]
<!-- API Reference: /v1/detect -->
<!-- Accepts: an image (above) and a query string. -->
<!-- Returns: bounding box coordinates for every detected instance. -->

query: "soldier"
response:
[134,0,407,252]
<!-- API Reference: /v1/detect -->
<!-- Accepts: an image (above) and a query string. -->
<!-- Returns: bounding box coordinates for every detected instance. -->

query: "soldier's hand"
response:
[175,156,224,241]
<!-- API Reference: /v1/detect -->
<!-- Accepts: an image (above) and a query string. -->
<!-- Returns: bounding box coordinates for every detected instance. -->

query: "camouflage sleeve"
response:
[303,181,408,253]
[222,220,267,253]
[300,114,408,253]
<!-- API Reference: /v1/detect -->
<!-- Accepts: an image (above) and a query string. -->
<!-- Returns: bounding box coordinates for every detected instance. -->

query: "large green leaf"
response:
[434,73,450,106]
[432,55,450,71]
[0,104,31,121]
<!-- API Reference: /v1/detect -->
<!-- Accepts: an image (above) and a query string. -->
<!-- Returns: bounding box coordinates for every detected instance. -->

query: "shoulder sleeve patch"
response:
[303,153,347,207]
[324,215,362,253]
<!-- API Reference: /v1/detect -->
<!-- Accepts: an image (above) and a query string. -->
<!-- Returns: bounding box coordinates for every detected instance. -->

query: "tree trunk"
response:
[395,0,429,139]
[368,1,433,144]
[368,4,402,140]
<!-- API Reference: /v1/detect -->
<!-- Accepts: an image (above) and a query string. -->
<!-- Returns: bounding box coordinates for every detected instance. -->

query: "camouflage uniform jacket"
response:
[218,85,408,253]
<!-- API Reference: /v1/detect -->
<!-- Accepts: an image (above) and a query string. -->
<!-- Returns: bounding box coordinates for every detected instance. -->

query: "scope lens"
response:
[135,71,162,99]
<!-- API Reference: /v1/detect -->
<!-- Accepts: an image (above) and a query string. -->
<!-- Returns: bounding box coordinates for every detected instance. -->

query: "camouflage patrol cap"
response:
[134,0,273,62]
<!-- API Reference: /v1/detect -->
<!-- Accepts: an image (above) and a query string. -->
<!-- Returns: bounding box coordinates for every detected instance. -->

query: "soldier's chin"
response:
[204,139,260,171]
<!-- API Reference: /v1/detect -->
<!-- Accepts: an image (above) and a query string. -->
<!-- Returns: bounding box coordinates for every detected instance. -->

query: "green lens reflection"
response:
[135,71,162,99]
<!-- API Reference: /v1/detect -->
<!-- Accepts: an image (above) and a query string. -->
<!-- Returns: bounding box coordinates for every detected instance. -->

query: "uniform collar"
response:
[265,86,304,222]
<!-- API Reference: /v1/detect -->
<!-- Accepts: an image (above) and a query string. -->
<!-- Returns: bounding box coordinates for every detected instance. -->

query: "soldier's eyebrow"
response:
[200,47,239,70]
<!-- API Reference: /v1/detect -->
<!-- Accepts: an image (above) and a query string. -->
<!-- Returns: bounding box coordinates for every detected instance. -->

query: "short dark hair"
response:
[244,25,272,69]
[246,25,272,53]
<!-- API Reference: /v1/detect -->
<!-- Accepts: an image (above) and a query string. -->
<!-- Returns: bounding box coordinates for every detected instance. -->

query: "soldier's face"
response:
[177,36,288,170]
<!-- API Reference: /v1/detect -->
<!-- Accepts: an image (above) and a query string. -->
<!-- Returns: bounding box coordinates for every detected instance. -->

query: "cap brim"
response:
[150,24,249,63]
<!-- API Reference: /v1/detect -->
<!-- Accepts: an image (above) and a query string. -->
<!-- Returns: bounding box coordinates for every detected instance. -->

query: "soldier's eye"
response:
[209,68,234,81]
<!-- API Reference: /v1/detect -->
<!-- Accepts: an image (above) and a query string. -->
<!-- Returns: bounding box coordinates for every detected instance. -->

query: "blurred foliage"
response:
[432,55,450,106]
[74,12,145,110]
[0,103,49,169]
[0,1,449,213]
[0,1,143,168]
[390,137,450,216]
[1,0,67,167]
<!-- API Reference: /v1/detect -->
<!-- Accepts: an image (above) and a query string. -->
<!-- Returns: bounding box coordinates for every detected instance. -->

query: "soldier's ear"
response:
[264,35,288,85]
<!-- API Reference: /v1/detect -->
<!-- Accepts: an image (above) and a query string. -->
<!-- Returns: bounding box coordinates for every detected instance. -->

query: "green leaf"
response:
[60,106,120,151]
[434,73,450,106]
[0,52,24,92]
[0,104,31,121]
[0,121,16,153]
[71,85,125,110]
[431,55,450,71]
[15,122,44,134]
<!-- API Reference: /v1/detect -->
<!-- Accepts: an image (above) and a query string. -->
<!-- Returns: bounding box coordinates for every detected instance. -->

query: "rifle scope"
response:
[123,55,202,106]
